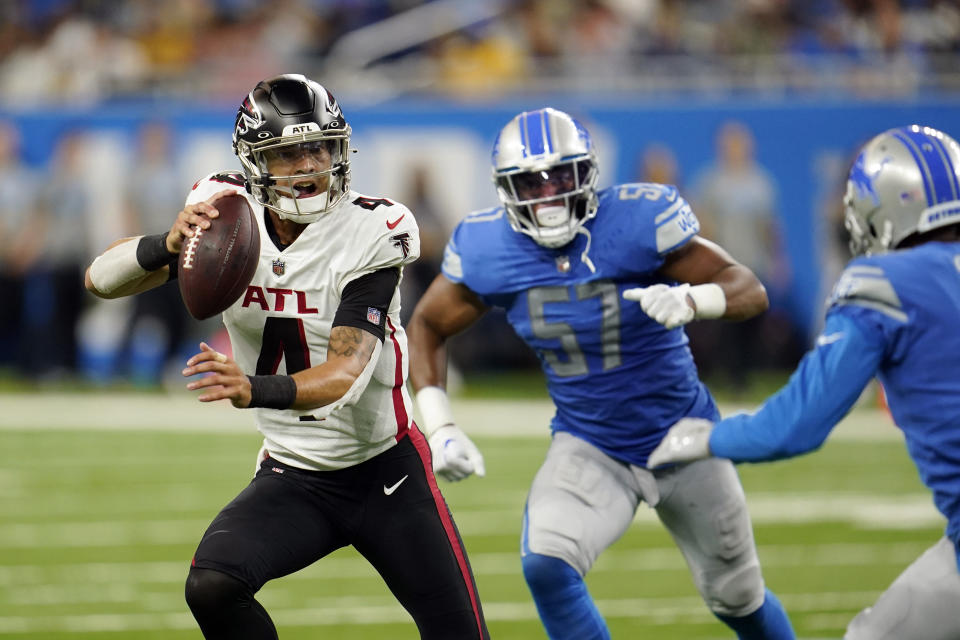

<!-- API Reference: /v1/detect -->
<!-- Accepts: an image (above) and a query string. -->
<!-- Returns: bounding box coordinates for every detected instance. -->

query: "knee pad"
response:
[701,562,765,617]
[184,567,252,616]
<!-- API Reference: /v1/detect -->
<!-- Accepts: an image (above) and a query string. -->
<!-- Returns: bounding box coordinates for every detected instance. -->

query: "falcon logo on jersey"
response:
[366,307,382,324]
[272,259,285,276]
[391,232,411,258]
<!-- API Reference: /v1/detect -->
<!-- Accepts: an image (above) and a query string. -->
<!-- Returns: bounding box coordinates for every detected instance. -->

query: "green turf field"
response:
[0,393,942,639]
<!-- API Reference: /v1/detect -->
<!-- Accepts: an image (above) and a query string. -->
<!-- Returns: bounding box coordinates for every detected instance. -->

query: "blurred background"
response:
[2,2,954,638]
[2,0,960,393]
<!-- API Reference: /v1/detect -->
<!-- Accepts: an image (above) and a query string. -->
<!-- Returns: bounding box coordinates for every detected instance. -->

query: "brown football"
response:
[178,193,260,320]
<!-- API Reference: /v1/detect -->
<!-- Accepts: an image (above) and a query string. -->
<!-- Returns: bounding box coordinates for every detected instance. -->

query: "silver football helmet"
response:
[844,124,960,256]
[492,108,599,248]
[233,74,351,223]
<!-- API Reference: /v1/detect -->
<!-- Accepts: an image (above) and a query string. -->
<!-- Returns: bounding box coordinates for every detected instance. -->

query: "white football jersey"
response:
[185,172,421,470]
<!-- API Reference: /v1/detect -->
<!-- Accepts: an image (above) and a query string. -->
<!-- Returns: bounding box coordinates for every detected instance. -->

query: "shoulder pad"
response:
[349,194,398,212]
[828,262,907,322]
[613,182,679,204]
[185,171,248,206]
[606,183,697,254]
[654,197,699,254]
[462,205,505,225]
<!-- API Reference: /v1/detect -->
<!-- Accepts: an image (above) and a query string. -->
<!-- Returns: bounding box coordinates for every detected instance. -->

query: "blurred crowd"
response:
[0,112,817,393]
[2,0,960,105]
[0,121,219,387]
[0,0,946,391]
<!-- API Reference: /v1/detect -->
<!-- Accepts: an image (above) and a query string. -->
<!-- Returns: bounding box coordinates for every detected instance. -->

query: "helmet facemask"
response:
[496,158,598,248]
[237,128,350,223]
[843,180,891,256]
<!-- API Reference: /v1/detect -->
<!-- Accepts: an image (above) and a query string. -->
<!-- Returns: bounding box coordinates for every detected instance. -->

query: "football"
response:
[178,193,260,320]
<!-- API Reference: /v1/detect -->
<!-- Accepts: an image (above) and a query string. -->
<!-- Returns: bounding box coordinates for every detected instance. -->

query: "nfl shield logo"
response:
[272,259,285,276]
[556,255,571,273]
[366,307,382,324]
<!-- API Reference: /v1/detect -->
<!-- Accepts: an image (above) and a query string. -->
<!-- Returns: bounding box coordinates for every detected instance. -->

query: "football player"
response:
[84,74,489,640]
[648,124,960,639]
[406,108,795,639]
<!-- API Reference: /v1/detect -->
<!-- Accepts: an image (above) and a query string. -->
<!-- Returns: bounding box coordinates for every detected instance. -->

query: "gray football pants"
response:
[845,536,960,640]
[523,431,766,617]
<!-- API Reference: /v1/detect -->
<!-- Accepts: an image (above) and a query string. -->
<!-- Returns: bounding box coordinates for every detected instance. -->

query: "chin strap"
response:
[576,226,596,273]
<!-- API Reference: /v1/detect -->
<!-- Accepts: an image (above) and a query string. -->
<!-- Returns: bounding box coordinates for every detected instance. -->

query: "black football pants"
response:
[184,430,489,639]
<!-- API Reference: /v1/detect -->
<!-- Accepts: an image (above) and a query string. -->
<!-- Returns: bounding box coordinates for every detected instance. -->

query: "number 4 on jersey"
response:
[353,196,394,210]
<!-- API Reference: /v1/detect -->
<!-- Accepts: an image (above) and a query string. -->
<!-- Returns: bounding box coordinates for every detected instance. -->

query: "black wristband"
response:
[247,375,298,410]
[136,232,177,271]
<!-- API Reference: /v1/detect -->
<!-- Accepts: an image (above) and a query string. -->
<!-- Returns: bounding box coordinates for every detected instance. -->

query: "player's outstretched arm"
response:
[660,236,768,321]
[649,312,885,468]
[623,236,768,328]
[407,274,489,481]
[84,189,234,299]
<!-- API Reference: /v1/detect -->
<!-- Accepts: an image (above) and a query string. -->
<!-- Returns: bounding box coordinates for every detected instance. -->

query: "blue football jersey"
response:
[710,241,960,549]
[442,183,719,466]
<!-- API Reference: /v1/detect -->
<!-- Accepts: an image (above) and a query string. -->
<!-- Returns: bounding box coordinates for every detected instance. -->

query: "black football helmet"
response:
[233,74,351,222]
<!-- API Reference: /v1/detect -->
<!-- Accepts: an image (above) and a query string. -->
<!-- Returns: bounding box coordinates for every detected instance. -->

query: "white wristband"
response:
[89,237,147,295]
[416,386,455,438]
[688,283,726,319]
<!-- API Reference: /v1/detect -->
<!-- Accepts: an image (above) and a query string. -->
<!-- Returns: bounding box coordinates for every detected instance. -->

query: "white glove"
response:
[647,417,715,468]
[623,283,726,329]
[428,424,486,482]
[624,283,694,329]
[416,386,485,482]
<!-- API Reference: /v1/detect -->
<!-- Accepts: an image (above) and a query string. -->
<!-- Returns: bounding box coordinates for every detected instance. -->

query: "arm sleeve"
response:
[709,312,886,462]
[331,268,401,342]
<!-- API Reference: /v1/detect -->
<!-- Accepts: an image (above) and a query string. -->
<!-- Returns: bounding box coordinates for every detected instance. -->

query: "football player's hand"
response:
[167,189,233,253]
[647,418,715,468]
[183,341,251,408]
[428,424,486,482]
[623,284,694,329]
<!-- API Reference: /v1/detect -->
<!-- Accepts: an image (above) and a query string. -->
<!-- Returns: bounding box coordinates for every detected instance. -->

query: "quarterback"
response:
[85,74,488,639]
[649,124,960,639]
[407,108,795,639]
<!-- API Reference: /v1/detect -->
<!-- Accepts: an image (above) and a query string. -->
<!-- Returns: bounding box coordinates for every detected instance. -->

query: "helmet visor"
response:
[258,138,340,170]
[252,134,347,201]
[498,160,591,209]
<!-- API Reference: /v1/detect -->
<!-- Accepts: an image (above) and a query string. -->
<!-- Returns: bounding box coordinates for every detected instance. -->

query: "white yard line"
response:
[0,392,902,441]
[0,494,941,549]
[0,541,929,588]
[0,590,882,633]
